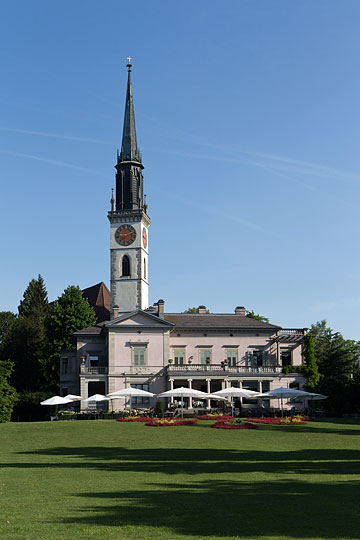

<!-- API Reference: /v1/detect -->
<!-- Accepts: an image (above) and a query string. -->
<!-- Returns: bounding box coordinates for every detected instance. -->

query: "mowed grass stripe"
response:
[0,419,359,540]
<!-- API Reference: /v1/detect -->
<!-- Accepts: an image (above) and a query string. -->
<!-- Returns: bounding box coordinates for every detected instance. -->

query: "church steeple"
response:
[108,59,150,314]
[115,59,145,212]
[119,59,142,163]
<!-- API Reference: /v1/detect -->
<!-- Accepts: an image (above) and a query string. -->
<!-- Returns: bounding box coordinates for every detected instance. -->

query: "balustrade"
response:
[167,363,281,374]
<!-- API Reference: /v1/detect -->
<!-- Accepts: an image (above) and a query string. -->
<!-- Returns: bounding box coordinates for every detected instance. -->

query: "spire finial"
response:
[127,56,132,72]
[119,55,141,163]
[144,193,148,214]
[110,188,115,212]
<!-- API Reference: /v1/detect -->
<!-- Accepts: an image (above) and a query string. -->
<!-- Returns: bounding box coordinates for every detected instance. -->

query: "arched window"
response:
[144,258,146,279]
[122,255,130,276]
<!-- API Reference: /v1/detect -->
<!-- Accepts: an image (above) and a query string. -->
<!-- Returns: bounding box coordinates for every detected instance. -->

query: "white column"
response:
[239,379,243,406]
[188,379,193,408]
[169,379,174,408]
[206,378,211,409]
[257,380,263,408]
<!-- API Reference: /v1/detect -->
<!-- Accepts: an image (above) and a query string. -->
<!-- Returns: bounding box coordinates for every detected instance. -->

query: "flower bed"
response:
[116,416,153,422]
[212,421,259,430]
[145,418,198,427]
[197,414,234,421]
[246,417,308,425]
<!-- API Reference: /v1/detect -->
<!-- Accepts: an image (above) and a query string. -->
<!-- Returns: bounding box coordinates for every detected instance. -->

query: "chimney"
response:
[198,305,207,314]
[158,299,165,318]
[235,306,246,317]
[113,305,119,319]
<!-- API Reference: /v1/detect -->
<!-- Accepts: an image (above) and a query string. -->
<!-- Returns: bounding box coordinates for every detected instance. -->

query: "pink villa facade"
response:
[59,63,307,410]
[60,301,307,411]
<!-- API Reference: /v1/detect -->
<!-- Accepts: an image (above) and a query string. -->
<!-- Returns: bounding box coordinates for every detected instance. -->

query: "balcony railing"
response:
[80,366,108,375]
[167,363,282,374]
[278,329,307,335]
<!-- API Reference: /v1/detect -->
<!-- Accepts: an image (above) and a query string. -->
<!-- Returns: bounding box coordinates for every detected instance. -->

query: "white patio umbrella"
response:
[213,388,260,398]
[256,387,309,399]
[107,387,155,413]
[254,387,310,416]
[212,388,260,416]
[301,393,327,400]
[40,396,73,406]
[157,387,211,417]
[64,394,82,401]
[82,394,110,402]
[40,395,73,416]
[203,393,227,400]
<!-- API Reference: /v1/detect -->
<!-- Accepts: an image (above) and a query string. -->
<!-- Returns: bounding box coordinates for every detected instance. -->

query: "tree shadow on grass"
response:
[61,478,360,539]
[9,447,360,476]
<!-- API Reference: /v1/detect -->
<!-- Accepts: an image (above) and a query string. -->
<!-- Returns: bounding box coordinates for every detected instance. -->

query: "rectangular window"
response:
[61,358,68,374]
[280,350,292,367]
[131,383,150,405]
[132,347,147,366]
[173,349,185,366]
[248,350,268,368]
[226,349,238,367]
[89,355,99,367]
[199,349,212,365]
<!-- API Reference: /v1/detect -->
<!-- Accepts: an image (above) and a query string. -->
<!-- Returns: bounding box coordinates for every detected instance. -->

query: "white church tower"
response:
[108,60,150,315]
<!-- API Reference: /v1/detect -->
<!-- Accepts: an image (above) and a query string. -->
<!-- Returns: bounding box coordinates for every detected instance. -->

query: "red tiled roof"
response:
[81,282,110,323]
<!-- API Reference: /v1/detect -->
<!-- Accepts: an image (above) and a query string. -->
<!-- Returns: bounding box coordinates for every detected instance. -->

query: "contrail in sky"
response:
[0,126,115,146]
[0,150,104,176]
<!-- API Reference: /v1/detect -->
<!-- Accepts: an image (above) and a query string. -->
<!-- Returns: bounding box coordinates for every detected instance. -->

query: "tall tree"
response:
[18,274,48,320]
[302,333,320,391]
[309,321,360,413]
[246,310,270,323]
[0,312,16,349]
[183,307,211,314]
[1,276,49,393]
[0,361,18,422]
[47,285,97,353]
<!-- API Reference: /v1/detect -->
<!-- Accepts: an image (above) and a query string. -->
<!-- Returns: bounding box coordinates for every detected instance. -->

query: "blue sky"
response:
[1,0,360,339]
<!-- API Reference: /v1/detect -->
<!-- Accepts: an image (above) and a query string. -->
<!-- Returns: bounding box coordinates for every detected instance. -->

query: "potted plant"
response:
[168,358,174,364]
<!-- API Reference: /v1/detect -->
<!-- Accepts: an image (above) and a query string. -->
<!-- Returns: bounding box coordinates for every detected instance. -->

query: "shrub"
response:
[155,399,164,417]
[12,391,49,422]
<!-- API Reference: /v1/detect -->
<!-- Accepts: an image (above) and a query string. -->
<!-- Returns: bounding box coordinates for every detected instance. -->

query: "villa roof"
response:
[74,321,107,336]
[81,282,110,323]
[164,313,280,331]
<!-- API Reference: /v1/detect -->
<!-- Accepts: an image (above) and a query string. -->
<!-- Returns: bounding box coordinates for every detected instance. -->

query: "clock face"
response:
[115,224,136,246]
[142,228,148,248]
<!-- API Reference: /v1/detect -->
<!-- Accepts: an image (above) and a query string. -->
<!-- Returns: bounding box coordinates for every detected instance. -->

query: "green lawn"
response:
[0,419,359,540]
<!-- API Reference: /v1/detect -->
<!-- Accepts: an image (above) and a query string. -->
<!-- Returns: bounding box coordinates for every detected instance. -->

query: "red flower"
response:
[245,418,307,425]
[145,419,198,427]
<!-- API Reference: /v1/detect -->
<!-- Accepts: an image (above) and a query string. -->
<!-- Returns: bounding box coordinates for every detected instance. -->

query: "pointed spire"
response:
[119,58,142,163]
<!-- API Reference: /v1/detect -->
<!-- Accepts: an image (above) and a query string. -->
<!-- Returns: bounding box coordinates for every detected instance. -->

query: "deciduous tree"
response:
[0,361,17,422]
